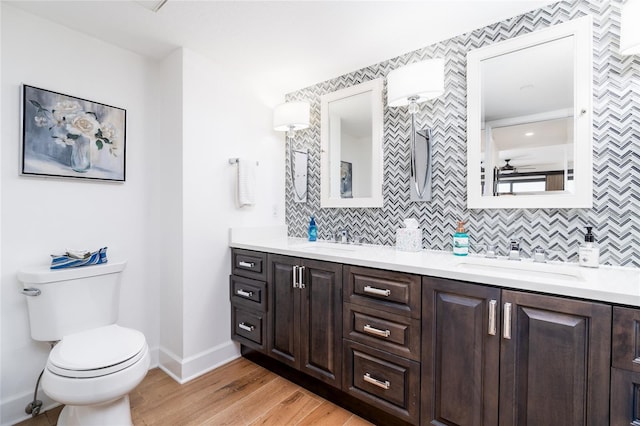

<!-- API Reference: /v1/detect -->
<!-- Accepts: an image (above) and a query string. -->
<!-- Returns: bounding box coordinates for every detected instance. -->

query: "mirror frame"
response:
[320,78,384,208]
[466,15,593,209]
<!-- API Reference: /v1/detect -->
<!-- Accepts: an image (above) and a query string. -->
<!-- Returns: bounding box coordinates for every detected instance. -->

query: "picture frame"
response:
[340,161,353,198]
[21,85,126,181]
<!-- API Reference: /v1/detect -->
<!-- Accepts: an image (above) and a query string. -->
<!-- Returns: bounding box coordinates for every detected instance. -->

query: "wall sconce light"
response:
[273,101,310,203]
[621,0,640,55]
[273,101,310,138]
[387,59,444,201]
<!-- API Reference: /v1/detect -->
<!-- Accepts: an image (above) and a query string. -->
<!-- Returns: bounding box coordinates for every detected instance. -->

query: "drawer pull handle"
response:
[363,324,390,338]
[364,373,390,390]
[298,265,305,289]
[488,299,497,335]
[238,322,255,332]
[364,286,391,297]
[503,302,512,340]
[292,265,299,288]
[236,289,253,298]
[238,261,255,268]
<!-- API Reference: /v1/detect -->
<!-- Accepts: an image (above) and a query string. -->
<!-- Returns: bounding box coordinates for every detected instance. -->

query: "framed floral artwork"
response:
[21,85,126,181]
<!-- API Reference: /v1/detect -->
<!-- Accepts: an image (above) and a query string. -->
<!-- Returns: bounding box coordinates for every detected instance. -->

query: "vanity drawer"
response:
[231,249,267,281]
[343,340,419,424]
[613,306,640,372]
[231,306,265,352]
[343,303,420,361]
[230,275,267,311]
[344,266,421,318]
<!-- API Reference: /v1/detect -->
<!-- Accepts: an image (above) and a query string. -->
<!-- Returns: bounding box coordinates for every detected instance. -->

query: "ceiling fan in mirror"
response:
[498,159,535,174]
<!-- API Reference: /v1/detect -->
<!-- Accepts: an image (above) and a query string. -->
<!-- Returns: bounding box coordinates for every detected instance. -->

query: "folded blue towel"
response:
[50,247,108,269]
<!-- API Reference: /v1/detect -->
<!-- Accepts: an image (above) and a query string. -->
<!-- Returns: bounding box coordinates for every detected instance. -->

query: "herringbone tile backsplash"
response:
[285,0,640,267]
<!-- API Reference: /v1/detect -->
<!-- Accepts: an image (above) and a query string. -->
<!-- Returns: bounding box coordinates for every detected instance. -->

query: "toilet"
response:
[18,260,149,426]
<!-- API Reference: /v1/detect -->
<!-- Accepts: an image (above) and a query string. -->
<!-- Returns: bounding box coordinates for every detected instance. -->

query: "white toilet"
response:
[18,260,150,426]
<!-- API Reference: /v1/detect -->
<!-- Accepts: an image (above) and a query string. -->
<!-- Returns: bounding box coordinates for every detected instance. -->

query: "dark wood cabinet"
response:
[232,249,618,426]
[499,290,611,426]
[610,306,640,425]
[343,339,420,424]
[422,277,611,426]
[422,277,501,426]
[343,266,422,424]
[267,254,343,388]
[229,250,269,353]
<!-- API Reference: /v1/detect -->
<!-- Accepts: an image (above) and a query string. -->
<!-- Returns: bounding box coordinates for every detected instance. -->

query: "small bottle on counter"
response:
[308,216,318,242]
[453,221,469,256]
[579,226,599,268]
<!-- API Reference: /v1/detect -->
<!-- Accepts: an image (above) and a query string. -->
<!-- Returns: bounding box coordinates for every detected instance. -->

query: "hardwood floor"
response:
[14,357,372,426]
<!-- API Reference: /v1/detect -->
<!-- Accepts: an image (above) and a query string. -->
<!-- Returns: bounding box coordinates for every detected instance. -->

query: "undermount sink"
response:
[292,241,359,252]
[455,257,584,282]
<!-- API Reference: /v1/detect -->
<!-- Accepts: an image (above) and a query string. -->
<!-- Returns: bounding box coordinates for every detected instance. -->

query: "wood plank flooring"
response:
[14,357,372,426]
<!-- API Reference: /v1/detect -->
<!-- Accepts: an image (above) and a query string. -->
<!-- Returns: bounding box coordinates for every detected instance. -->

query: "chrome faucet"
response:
[532,247,559,263]
[533,247,547,263]
[484,244,498,259]
[335,229,349,244]
[508,238,521,260]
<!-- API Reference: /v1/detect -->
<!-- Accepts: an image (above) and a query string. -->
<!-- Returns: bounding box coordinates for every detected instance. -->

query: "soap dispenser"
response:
[578,226,599,268]
[453,221,469,256]
[308,216,318,242]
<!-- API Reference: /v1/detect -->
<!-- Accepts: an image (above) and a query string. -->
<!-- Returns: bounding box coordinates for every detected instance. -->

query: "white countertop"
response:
[229,226,640,307]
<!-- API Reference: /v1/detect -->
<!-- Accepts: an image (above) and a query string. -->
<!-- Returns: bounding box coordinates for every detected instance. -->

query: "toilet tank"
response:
[18,260,127,341]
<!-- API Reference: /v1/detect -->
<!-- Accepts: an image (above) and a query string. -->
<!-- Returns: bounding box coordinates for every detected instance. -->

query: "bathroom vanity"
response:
[229,232,640,426]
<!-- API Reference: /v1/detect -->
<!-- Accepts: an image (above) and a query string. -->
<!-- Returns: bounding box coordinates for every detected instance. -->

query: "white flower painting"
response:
[22,85,126,181]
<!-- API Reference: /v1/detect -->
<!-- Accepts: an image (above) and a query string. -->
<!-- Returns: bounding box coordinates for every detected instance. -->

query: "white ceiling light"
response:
[621,0,640,55]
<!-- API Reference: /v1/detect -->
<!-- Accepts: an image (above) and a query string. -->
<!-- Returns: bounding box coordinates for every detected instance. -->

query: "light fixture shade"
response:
[621,0,640,55]
[273,101,310,132]
[387,59,445,107]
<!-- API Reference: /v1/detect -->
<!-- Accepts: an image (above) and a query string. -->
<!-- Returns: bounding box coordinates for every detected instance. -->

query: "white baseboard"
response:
[158,341,241,384]
[0,343,238,426]
[2,346,161,426]
[0,389,58,426]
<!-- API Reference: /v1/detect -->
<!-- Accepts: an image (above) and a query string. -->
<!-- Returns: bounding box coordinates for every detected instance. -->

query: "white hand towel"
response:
[237,159,256,207]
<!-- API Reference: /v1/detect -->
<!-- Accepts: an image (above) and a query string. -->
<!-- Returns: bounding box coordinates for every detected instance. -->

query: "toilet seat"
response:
[48,324,147,379]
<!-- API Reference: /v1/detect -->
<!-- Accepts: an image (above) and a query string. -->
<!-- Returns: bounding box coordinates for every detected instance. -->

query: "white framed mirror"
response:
[320,79,384,208]
[467,15,593,209]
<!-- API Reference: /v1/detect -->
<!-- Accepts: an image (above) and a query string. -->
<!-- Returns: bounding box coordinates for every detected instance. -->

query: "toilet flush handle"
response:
[21,288,41,297]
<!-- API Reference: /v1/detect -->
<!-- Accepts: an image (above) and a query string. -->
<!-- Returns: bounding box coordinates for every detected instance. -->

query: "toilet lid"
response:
[48,324,147,378]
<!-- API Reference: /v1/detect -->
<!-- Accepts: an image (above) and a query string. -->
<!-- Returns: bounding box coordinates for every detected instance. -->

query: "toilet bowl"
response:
[42,325,150,425]
[18,260,149,426]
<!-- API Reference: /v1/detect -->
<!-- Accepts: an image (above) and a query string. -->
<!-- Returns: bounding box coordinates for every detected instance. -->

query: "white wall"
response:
[154,49,185,378]
[0,4,285,425]
[157,47,284,381]
[0,5,159,424]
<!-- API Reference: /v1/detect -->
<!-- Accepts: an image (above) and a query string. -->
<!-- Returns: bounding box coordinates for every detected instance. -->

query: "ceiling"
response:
[6,0,553,102]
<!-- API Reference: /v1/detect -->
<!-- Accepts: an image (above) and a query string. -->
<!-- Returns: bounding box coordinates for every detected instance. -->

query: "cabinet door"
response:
[611,367,640,426]
[267,254,300,368]
[422,277,501,426]
[499,290,611,426]
[299,259,343,387]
